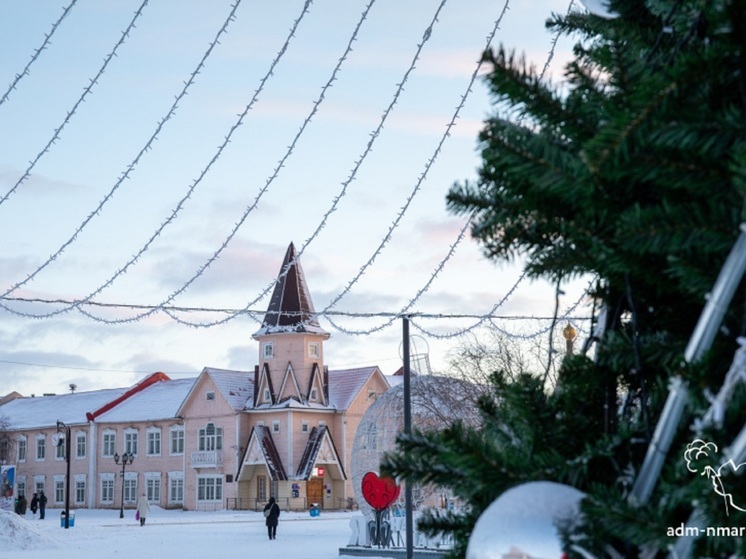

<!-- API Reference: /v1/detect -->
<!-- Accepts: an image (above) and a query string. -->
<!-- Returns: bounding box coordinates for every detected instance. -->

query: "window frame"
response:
[75,431,86,459]
[102,430,116,458]
[170,426,185,455]
[35,435,46,461]
[146,428,161,457]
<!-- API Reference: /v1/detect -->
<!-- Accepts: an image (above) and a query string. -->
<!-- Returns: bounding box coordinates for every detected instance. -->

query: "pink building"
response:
[0,244,390,512]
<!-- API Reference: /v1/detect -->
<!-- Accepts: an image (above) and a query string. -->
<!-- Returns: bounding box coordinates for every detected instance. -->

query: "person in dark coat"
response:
[263,497,281,540]
[38,491,47,519]
[17,494,27,515]
[30,493,38,517]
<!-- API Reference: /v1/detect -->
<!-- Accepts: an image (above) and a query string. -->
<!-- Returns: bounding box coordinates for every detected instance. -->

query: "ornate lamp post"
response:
[113,451,134,519]
[54,421,72,529]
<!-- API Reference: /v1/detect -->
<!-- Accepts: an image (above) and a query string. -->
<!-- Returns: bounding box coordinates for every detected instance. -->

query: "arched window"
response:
[198,422,223,451]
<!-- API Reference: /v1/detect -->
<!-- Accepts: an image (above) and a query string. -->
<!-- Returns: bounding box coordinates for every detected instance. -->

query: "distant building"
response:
[0,243,390,511]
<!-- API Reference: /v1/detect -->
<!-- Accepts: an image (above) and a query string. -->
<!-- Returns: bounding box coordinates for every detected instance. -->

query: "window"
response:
[17,437,27,462]
[123,476,137,503]
[146,476,160,502]
[170,427,184,455]
[75,478,86,505]
[206,391,215,401]
[76,432,86,459]
[272,421,280,434]
[17,479,26,498]
[198,423,222,452]
[169,475,184,505]
[102,431,116,457]
[34,477,45,494]
[147,429,161,456]
[197,476,223,502]
[257,476,267,502]
[36,436,45,461]
[308,342,320,358]
[310,388,318,402]
[262,342,273,358]
[263,388,271,402]
[124,430,138,456]
[55,438,65,460]
[301,421,309,433]
[101,477,115,504]
[54,479,65,503]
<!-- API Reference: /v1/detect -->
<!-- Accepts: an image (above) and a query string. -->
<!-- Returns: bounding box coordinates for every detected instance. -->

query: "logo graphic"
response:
[684,439,746,516]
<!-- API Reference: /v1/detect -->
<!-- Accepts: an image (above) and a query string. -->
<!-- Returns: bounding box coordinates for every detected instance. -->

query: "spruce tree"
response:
[381,0,746,556]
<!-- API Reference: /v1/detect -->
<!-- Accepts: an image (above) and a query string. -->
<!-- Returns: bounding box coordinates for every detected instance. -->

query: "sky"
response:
[0,0,594,398]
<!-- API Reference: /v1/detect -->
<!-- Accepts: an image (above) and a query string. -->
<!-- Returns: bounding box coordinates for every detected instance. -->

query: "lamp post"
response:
[55,421,72,529]
[113,451,134,519]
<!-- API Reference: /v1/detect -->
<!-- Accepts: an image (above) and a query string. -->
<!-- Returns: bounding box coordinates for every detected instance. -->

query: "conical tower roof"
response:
[253,243,329,338]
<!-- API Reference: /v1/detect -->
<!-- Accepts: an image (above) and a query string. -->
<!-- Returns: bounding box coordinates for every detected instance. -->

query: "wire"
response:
[0,0,149,208]
[0,0,79,107]
[0,0,244,312]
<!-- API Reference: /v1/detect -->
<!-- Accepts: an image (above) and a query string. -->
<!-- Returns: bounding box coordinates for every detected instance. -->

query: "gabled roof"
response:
[203,367,254,411]
[252,243,329,338]
[0,386,129,430]
[277,362,302,403]
[295,425,346,480]
[93,377,196,423]
[237,424,287,481]
[87,372,171,421]
[176,367,254,416]
[328,366,388,411]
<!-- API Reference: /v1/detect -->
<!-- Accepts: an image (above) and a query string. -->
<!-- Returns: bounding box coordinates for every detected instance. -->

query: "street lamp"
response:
[54,421,72,529]
[113,451,134,519]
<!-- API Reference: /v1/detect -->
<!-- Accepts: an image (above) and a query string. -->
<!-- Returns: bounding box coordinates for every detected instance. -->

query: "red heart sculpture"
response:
[361,471,401,511]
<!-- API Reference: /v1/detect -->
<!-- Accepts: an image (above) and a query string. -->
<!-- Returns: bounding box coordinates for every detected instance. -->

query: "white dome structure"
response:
[351,374,482,520]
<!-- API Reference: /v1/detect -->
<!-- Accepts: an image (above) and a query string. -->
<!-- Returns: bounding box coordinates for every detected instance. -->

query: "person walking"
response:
[136,493,151,526]
[263,497,280,540]
[38,491,47,519]
[29,493,38,517]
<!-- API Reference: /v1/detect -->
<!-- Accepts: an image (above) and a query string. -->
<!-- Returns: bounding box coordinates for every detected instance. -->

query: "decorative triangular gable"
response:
[278,362,302,403]
[295,425,346,480]
[306,363,327,406]
[237,425,287,481]
[255,363,274,406]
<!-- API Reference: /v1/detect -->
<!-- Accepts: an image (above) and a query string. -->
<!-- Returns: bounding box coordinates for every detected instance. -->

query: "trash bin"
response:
[60,511,75,527]
[309,503,320,517]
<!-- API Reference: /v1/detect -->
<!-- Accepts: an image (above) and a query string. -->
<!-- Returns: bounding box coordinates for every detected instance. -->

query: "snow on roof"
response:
[0,387,129,430]
[328,366,386,410]
[93,377,197,423]
[203,367,254,411]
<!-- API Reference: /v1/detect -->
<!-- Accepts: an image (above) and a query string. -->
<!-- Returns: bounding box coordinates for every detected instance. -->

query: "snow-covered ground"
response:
[0,507,377,559]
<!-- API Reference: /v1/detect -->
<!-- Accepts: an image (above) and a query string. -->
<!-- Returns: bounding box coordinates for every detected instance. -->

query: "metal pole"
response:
[120,461,126,519]
[57,421,71,529]
[403,317,413,559]
[631,224,746,505]
[64,427,71,528]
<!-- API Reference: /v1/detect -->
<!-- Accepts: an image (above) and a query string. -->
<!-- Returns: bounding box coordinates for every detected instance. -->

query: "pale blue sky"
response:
[0,0,590,396]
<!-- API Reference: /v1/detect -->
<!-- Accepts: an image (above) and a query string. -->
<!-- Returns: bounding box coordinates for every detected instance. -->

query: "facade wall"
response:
[256,333,327,398]
[6,370,390,513]
[93,419,187,509]
[179,375,246,510]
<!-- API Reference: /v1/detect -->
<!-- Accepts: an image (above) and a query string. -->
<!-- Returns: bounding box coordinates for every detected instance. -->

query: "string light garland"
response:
[0,0,594,367]
[0,0,244,312]
[0,0,79,107]
[0,0,150,208]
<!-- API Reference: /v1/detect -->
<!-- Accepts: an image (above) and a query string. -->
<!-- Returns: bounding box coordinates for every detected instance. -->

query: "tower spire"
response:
[253,243,329,338]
